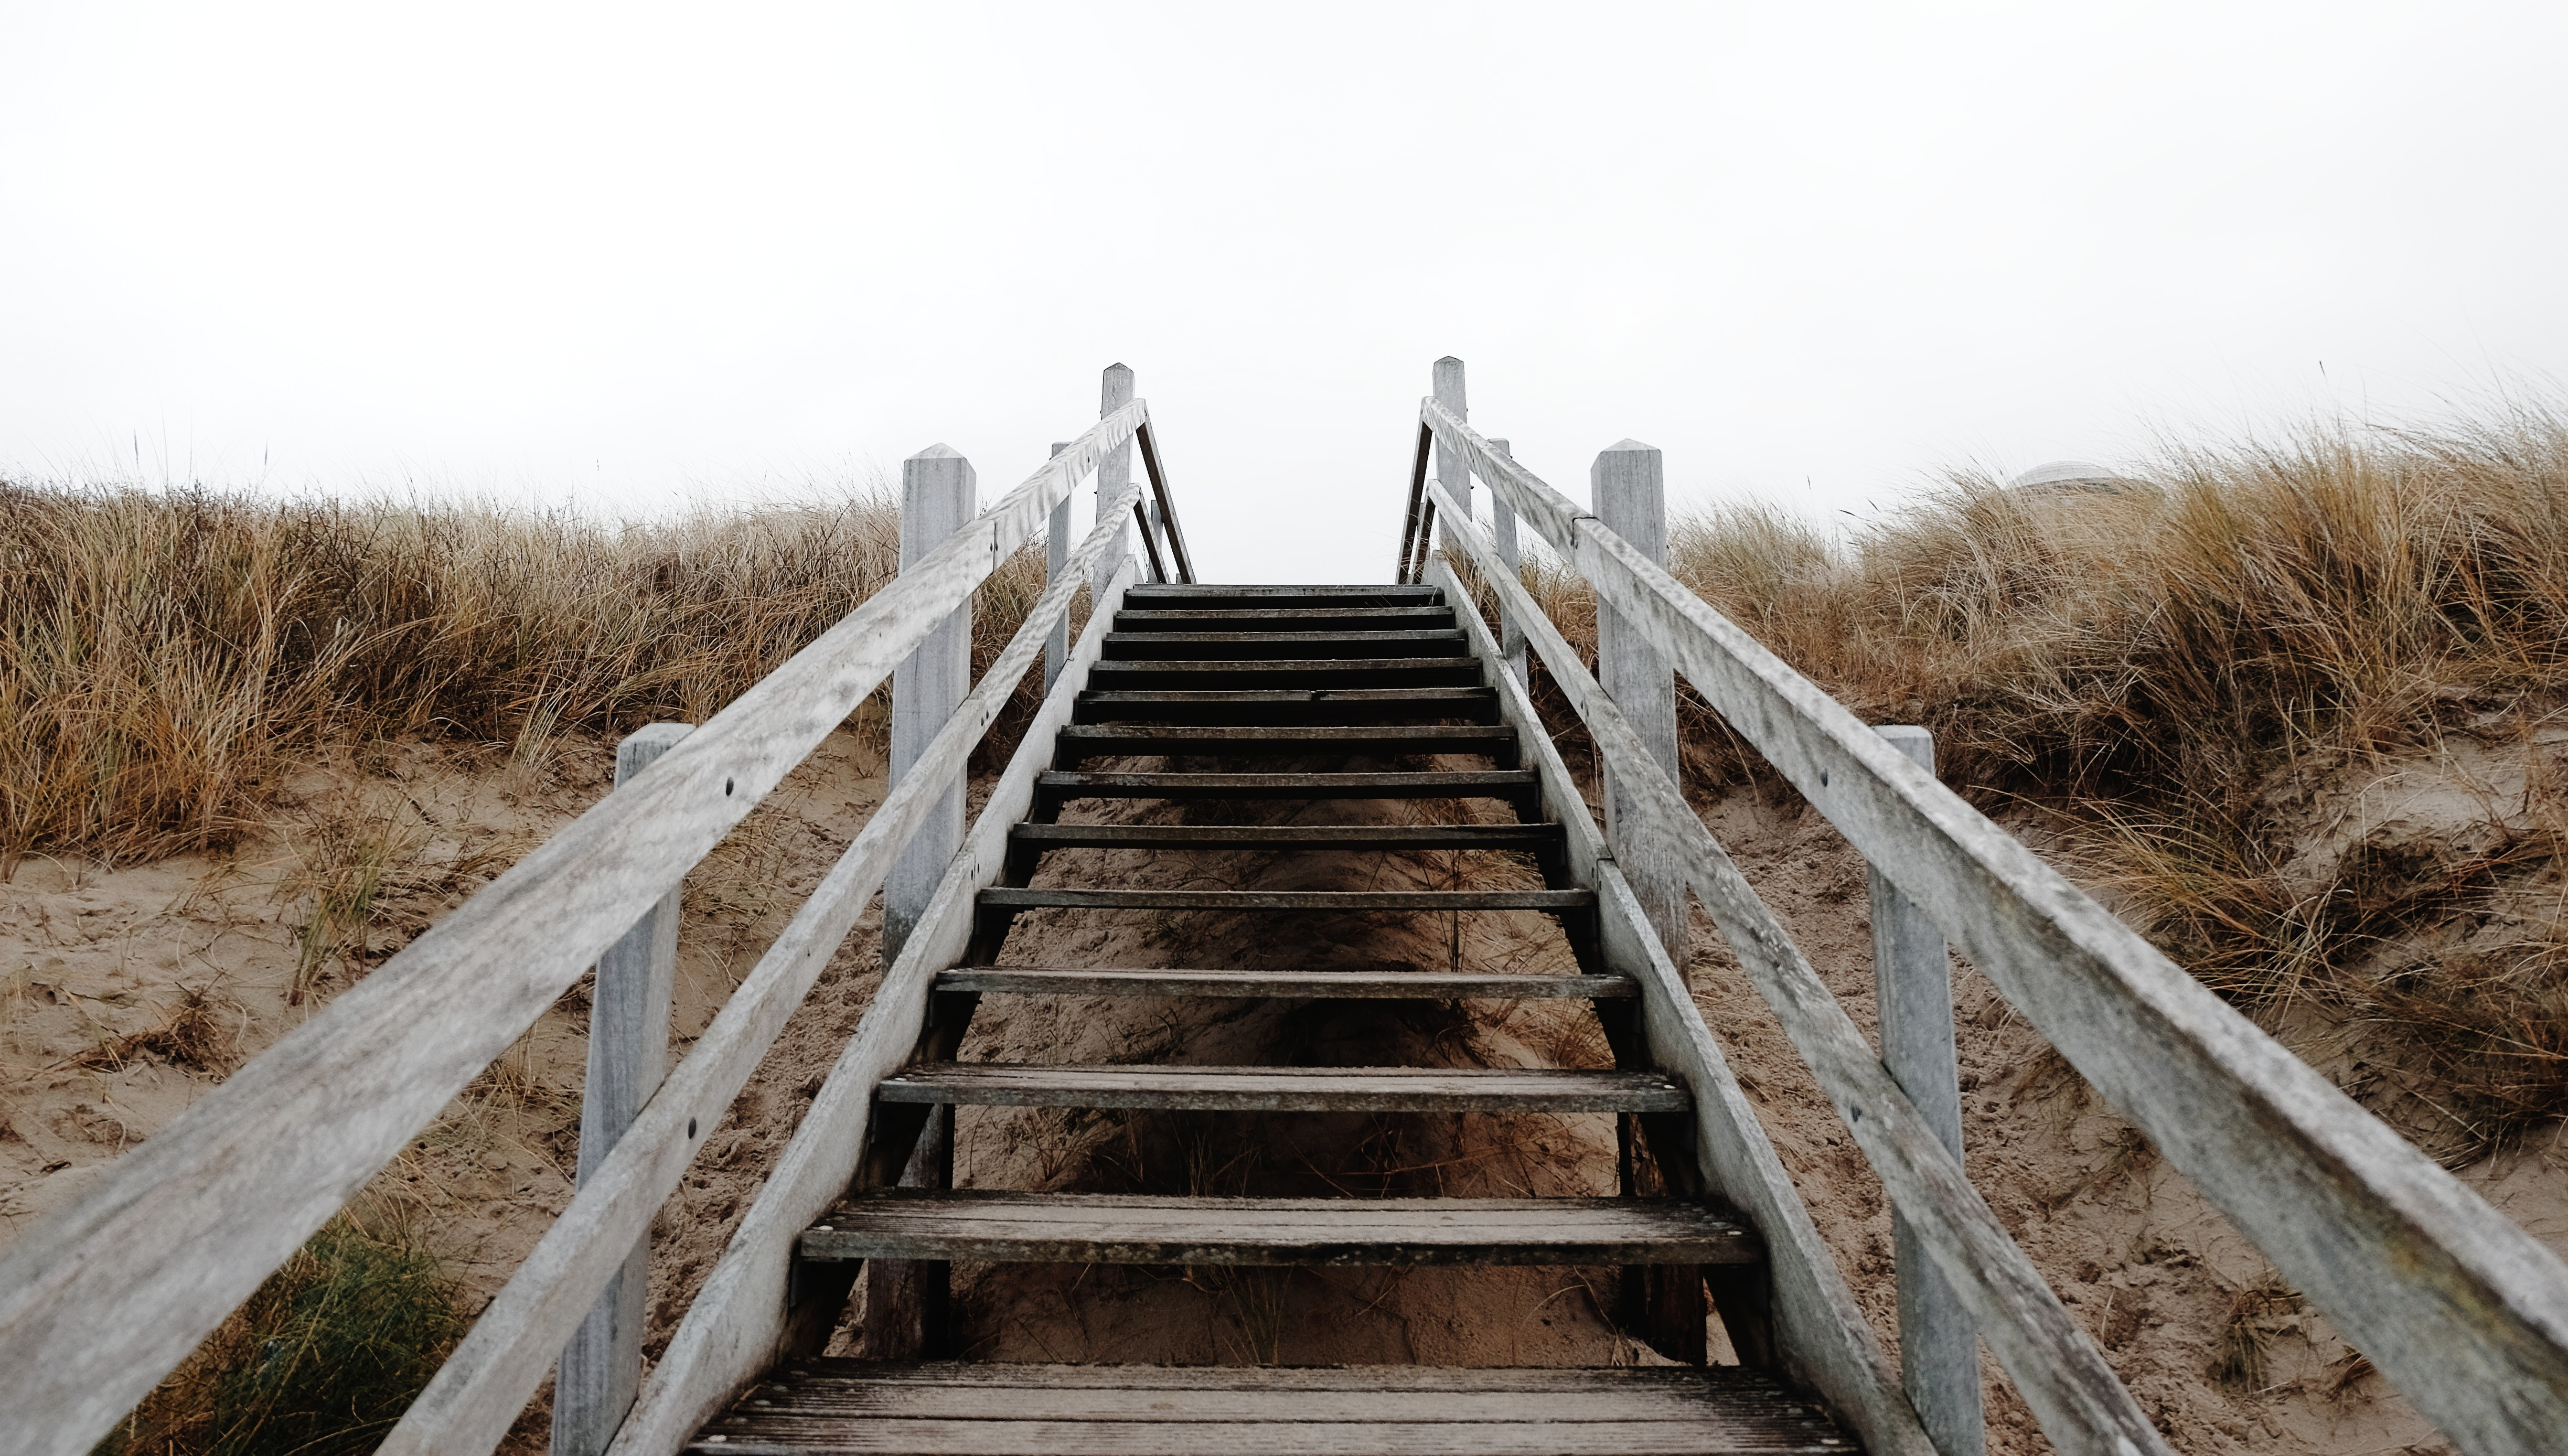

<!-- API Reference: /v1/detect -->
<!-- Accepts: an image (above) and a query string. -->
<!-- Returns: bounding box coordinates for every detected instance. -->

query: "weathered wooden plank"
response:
[1052,724,1516,760]
[0,401,1156,1456]
[683,1419,1847,1456]
[1428,403,2568,1455]
[1430,484,2165,1456]
[1126,583,1442,601]
[797,1192,1758,1266]
[760,1361,1807,1392]
[726,1385,1750,1419]
[1073,687,1498,726]
[934,968,1634,999]
[557,724,693,1456]
[977,888,1589,912]
[1037,769,1535,799]
[1101,629,1468,657]
[1133,420,1196,584]
[1430,555,1933,1456]
[1871,726,1984,1456]
[1086,660,1486,691]
[604,563,1140,1456]
[376,510,1153,1454]
[878,1063,1687,1113]
[1112,607,1457,629]
[1008,822,1559,851]
[885,445,977,963]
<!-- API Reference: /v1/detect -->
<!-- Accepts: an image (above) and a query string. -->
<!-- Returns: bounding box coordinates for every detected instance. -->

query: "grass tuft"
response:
[92,1210,467,1456]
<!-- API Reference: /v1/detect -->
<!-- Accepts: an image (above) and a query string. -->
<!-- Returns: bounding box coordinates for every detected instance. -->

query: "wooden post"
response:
[1094,365,1133,596]
[1490,436,1527,690]
[1592,439,1684,964]
[885,445,975,965]
[551,722,691,1456]
[1870,725,1984,1456]
[1045,441,1072,692]
[1432,356,1469,553]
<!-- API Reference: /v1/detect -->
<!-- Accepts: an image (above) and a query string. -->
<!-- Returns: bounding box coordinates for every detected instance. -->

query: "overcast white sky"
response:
[6,2,2564,581]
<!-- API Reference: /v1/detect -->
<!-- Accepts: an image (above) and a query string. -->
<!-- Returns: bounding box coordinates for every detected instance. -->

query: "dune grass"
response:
[0,483,1051,871]
[1488,403,2568,1152]
[90,1210,467,1456]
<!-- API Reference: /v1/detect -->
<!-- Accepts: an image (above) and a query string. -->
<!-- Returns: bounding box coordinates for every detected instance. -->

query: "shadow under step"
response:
[979,888,1591,914]
[1074,687,1499,725]
[799,1191,1759,1267]
[1054,724,1517,763]
[1036,769,1537,806]
[1009,822,1560,853]
[1088,659,1485,691]
[688,1362,1853,1456]
[1101,629,1468,660]
[935,967,1636,999]
[878,1064,1688,1113]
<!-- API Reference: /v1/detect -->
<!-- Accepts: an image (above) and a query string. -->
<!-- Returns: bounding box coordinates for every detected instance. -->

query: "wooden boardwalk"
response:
[690,582,1846,1453]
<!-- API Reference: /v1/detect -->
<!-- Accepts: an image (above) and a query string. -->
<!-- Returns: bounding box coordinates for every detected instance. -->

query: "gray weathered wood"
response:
[1871,727,1983,1456]
[1052,724,1514,758]
[885,445,976,965]
[976,888,1591,913]
[0,396,1153,1456]
[1008,822,1558,852]
[1103,628,1468,655]
[603,560,1143,1456]
[879,1063,1689,1113]
[1135,420,1196,584]
[1430,485,2166,1456]
[1037,768,1534,800]
[934,968,1635,999]
[1432,356,1470,549]
[1074,687,1497,724]
[1429,555,1934,1456]
[1045,441,1072,691]
[1095,364,1134,595]
[1114,607,1457,629]
[374,500,1150,1456]
[554,724,693,1456]
[797,1192,1758,1266]
[1427,400,2568,1455]
[1489,436,1527,691]
[1591,438,1683,966]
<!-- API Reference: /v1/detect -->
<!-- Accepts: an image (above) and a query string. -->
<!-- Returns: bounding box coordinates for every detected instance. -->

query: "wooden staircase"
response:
[685,584,1852,1454]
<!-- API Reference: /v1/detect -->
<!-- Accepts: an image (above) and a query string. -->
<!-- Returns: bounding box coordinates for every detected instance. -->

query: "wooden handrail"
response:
[1420,398,2568,1455]
[605,555,1143,1455]
[1135,421,1196,584]
[1427,478,2162,1455]
[0,400,1157,1456]
[377,484,1153,1453]
[1394,419,1432,582]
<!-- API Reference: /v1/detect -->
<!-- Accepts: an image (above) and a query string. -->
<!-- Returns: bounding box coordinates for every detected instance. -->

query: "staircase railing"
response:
[1402,375,2568,1456]
[0,372,1189,1456]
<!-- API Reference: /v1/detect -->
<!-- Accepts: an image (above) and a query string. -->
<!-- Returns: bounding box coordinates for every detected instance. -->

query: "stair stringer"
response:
[1432,557,1936,1456]
[603,555,1143,1456]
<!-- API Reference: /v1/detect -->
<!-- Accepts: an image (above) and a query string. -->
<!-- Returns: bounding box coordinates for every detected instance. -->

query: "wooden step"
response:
[690,1362,1853,1455]
[1087,659,1486,690]
[877,1064,1689,1113]
[1054,724,1517,763]
[1074,687,1500,725]
[1008,822,1561,853]
[1101,630,1469,660]
[934,967,1637,999]
[797,1191,1759,1267]
[1036,769,1538,805]
[1124,583,1443,609]
[1114,606,1457,632]
[978,888,1593,914]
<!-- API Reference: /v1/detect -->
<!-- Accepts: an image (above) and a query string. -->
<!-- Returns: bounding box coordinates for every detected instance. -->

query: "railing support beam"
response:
[1432,356,1469,553]
[1490,436,1526,690]
[1871,726,1984,1456]
[552,723,691,1456]
[1592,437,1683,965]
[1097,364,1136,591]
[886,445,975,964]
